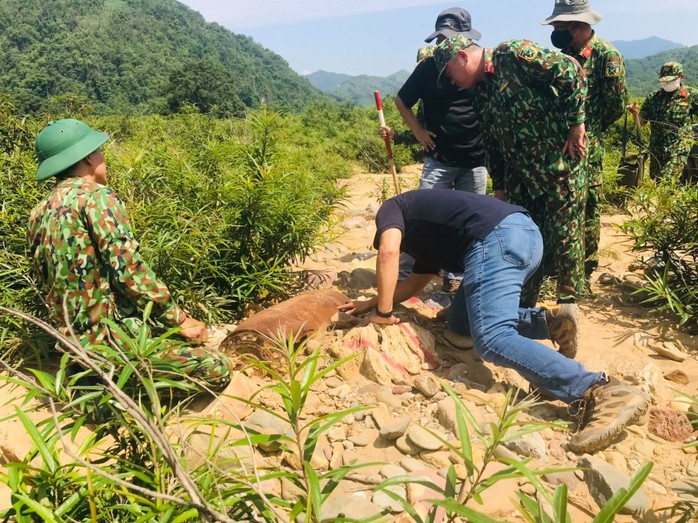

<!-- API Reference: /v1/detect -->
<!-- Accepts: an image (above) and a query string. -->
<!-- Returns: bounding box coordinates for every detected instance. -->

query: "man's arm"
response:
[598,49,628,132]
[341,228,433,323]
[396,96,436,150]
[513,41,588,158]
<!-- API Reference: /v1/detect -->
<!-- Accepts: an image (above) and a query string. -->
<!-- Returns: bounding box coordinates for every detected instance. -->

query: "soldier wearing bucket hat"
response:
[629,61,698,179]
[28,118,231,392]
[542,0,627,282]
[434,34,588,310]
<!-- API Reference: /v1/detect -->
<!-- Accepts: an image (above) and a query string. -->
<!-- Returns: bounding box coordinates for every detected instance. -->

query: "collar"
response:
[483,48,495,75]
[55,177,105,190]
[570,32,595,60]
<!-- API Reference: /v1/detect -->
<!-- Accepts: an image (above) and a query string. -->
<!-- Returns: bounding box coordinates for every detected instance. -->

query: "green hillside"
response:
[625,44,698,98]
[0,0,322,114]
[306,70,411,107]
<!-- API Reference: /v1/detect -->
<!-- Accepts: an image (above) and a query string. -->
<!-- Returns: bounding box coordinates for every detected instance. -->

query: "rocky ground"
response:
[0,167,697,521]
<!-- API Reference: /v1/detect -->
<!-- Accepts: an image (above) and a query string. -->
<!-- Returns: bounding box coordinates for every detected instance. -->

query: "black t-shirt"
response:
[373,190,528,274]
[398,57,486,168]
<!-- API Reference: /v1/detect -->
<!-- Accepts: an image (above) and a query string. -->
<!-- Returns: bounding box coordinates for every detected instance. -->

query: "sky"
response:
[178,0,698,77]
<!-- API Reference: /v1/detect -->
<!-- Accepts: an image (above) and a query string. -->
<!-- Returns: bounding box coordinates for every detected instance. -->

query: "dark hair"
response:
[54,161,80,181]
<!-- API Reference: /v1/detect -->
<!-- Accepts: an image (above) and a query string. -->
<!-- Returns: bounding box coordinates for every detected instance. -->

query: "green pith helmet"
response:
[35,119,109,181]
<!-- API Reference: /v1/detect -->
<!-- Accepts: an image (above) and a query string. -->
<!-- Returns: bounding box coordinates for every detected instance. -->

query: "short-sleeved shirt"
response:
[28,177,185,345]
[373,189,527,274]
[397,57,486,168]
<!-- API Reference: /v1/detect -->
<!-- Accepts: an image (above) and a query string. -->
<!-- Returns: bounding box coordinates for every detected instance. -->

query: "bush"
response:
[621,178,698,327]
[0,102,347,353]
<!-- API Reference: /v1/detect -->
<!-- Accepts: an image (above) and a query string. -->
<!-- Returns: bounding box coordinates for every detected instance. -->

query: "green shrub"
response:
[621,178,698,327]
[1,103,347,354]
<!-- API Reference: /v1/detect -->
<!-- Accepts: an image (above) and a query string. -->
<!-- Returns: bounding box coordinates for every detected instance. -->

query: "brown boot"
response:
[569,376,650,454]
[545,303,579,358]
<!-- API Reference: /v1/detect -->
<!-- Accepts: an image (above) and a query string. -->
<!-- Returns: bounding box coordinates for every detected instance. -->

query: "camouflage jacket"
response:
[563,34,626,136]
[28,178,185,344]
[473,40,587,199]
[640,86,698,156]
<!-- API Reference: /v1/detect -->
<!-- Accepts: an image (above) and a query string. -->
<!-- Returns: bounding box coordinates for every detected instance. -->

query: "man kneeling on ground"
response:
[342,189,649,453]
[28,119,231,393]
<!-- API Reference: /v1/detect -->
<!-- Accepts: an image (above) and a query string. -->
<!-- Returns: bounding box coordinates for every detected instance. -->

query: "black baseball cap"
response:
[425,8,481,43]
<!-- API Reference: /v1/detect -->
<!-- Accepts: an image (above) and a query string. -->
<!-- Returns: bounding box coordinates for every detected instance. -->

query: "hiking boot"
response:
[442,277,462,293]
[568,376,650,454]
[545,303,579,358]
[444,329,473,350]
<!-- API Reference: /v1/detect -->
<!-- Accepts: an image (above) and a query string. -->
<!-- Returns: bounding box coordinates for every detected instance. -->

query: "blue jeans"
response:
[420,157,488,194]
[447,213,604,402]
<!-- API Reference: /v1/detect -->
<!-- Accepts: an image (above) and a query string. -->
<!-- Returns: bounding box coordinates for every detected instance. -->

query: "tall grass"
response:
[0,102,350,354]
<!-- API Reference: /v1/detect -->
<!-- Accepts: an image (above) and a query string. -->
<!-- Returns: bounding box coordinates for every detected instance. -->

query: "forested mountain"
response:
[612,36,685,60]
[306,70,411,107]
[0,0,322,115]
[625,44,698,98]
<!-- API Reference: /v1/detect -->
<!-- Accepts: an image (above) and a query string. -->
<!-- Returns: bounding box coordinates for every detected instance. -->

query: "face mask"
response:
[661,78,681,92]
[550,29,574,49]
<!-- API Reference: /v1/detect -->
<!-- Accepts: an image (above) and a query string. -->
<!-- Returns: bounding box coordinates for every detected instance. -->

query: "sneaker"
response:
[545,303,579,359]
[442,277,462,293]
[568,376,650,454]
[444,329,473,350]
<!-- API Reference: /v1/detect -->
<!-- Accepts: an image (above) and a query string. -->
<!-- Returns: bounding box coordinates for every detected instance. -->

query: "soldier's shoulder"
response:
[80,181,120,203]
[592,36,621,56]
[500,39,548,63]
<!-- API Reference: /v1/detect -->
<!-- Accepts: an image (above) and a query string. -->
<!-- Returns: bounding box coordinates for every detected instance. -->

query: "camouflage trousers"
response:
[649,145,691,180]
[517,188,586,307]
[77,317,231,392]
[583,135,604,277]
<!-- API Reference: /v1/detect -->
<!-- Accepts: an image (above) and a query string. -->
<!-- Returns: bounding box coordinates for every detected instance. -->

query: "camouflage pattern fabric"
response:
[563,35,627,272]
[28,177,230,390]
[640,86,698,179]
[472,40,588,303]
[416,45,436,64]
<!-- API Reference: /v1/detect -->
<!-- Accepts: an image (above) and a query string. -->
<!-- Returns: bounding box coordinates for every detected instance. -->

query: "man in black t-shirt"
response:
[391,8,487,194]
[342,190,649,454]
[382,7,488,291]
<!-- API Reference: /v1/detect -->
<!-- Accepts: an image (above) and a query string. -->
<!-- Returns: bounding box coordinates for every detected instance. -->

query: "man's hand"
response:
[413,127,437,150]
[338,299,376,315]
[178,316,209,344]
[379,125,395,141]
[367,313,400,325]
[626,101,639,115]
[562,123,586,159]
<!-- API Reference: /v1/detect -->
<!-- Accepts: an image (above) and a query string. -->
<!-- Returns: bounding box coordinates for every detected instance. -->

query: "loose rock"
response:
[580,455,649,516]
[413,374,440,398]
[379,415,411,441]
[651,341,687,362]
[407,425,445,451]
[372,486,406,513]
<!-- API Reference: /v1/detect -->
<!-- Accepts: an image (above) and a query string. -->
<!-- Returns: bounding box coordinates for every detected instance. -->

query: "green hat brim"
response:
[36,130,110,181]
[659,75,680,83]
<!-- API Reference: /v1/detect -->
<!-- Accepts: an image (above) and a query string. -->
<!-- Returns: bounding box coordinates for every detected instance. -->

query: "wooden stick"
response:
[374,91,401,195]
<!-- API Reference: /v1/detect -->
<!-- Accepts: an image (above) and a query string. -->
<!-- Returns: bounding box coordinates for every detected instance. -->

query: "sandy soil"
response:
[0,166,696,520]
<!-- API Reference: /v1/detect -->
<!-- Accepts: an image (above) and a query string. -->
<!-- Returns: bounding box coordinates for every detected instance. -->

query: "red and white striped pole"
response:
[374,91,401,195]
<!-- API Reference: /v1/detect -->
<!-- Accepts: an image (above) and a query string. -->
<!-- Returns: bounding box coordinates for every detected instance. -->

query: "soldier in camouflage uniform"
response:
[28,119,230,391]
[434,34,588,308]
[542,0,627,278]
[629,62,698,179]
